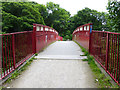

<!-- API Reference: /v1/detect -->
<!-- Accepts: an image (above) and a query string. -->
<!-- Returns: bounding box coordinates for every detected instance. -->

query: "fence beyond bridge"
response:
[0,24,59,80]
[72,23,120,85]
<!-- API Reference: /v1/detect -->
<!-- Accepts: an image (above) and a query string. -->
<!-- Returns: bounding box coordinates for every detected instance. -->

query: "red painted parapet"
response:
[72,23,93,50]
[33,24,59,53]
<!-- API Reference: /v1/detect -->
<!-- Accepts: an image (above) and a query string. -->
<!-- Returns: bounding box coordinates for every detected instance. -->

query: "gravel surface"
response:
[4,41,97,88]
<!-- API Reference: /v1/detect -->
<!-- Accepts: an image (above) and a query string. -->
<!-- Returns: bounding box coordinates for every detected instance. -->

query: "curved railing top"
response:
[72,23,93,35]
[33,23,58,35]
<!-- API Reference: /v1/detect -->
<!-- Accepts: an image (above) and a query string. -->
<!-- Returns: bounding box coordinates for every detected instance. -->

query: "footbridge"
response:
[0,23,120,87]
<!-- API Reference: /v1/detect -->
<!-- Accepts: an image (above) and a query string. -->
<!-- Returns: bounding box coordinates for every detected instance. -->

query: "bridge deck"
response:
[4,41,97,88]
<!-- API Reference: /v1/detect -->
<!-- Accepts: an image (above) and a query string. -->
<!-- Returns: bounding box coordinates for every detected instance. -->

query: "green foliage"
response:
[35,53,38,56]
[2,2,45,33]
[45,2,71,38]
[35,4,48,21]
[2,1,120,39]
[71,8,109,31]
[2,2,72,40]
[107,0,120,32]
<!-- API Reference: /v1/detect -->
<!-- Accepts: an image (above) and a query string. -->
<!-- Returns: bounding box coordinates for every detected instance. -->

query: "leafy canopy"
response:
[2,1,120,40]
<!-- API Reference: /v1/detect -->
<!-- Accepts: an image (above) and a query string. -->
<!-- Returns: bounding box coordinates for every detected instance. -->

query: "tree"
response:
[35,4,48,22]
[2,1,113,40]
[2,2,45,33]
[71,8,112,32]
[45,2,70,36]
[107,0,120,32]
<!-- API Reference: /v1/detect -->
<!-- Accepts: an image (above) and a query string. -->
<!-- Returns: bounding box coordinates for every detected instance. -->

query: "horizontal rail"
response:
[0,31,33,36]
[92,30,120,35]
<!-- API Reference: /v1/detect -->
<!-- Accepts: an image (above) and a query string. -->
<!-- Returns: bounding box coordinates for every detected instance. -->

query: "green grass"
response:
[0,86,2,90]
[74,41,120,88]
[35,53,38,56]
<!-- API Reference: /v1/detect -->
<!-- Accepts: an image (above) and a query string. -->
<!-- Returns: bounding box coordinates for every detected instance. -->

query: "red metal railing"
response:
[1,24,59,80]
[90,31,120,85]
[1,31,33,79]
[72,23,120,85]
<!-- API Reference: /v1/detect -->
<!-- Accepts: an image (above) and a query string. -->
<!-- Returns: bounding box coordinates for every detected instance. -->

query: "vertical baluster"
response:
[4,36,8,74]
[12,34,16,69]
[7,36,10,72]
[116,35,119,82]
[105,33,109,71]
[114,35,117,77]
[2,35,5,77]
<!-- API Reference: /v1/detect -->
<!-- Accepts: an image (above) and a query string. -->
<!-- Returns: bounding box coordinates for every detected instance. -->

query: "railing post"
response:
[89,24,92,53]
[12,34,16,69]
[33,24,36,54]
[0,35,2,78]
[105,33,109,71]
[43,27,46,46]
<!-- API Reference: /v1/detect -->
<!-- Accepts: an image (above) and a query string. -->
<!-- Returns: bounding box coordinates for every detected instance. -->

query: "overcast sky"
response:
[29,0,113,16]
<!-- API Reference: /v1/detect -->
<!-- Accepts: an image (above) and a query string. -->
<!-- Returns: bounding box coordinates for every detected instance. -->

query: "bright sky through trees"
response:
[29,0,109,16]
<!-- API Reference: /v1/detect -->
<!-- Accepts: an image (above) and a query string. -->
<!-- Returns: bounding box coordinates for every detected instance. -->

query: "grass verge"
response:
[74,41,120,88]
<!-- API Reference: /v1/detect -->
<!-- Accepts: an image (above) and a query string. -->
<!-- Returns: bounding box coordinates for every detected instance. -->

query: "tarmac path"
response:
[4,41,97,88]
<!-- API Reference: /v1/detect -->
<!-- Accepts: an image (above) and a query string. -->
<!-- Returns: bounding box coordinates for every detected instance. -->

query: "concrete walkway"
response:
[4,41,97,88]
